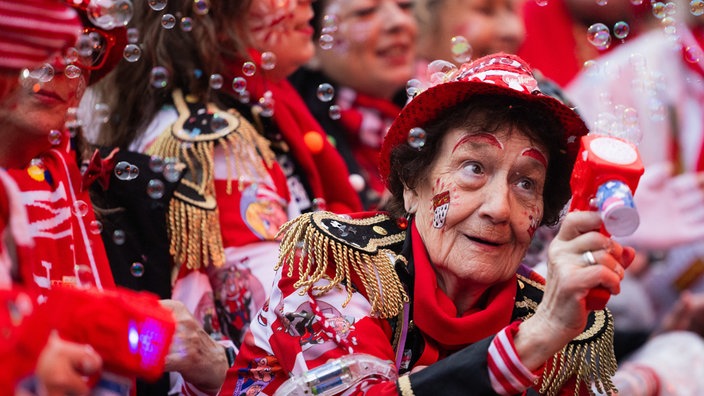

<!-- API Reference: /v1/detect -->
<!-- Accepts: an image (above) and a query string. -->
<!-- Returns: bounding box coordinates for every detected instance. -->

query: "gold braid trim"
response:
[538,309,618,396]
[397,375,415,396]
[146,90,276,270]
[275,212,408,319]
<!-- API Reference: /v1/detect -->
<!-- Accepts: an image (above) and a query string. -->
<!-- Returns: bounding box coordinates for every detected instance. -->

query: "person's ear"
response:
[403,185,419,214]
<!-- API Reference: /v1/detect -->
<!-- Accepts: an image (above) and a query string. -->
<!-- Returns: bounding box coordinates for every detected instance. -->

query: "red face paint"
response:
[526,207,541,238]
[452,132,503,154]
[432,190,450,229]
[521,148,547,168]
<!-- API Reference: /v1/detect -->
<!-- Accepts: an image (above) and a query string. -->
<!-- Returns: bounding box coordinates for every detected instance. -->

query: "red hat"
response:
[379,53,588,185]
[0,0,82,72]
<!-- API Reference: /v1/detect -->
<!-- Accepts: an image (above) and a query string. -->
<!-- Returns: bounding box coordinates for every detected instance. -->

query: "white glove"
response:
[619,162,704,250]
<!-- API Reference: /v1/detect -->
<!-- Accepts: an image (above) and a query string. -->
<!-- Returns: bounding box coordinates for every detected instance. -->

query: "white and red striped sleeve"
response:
[0,0,82,71]
[487,321,541,395]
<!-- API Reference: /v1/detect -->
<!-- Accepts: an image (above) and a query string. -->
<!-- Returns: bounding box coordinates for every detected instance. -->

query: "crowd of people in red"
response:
[3,0,704,395]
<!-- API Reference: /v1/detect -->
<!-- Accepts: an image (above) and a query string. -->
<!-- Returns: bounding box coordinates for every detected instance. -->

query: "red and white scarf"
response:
[6,132,114,298]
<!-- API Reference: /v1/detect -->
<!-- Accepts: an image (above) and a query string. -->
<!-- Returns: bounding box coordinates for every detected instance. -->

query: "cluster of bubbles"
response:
[137,0,211,89]
[123,27,141,62]
[114,161,140,181]
[405,79,423,100]
[65,107,82,137]
[587,23,613,50]
[586,21,631,50]
[84,155,182,254]
[592,105,642,144]
[429,60,457,84]
[579,0,704,52]
[313,82,341,120]
[319,14,339,50]
[581,51,668,127]
[17,0,134,84]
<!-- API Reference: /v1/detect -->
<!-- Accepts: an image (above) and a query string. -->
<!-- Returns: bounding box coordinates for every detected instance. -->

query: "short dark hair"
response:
[385,94,571,226]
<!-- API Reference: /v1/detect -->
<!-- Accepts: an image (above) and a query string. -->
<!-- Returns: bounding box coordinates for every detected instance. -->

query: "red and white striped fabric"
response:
[0,0,82,72]
[488,321,540,395]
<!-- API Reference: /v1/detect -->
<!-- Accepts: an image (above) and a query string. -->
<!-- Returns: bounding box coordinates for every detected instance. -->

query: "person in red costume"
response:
[87,0,361,394]
[1,2,219,395]
[225,52,634,396]
[517,0,653,88]
[0,1,103,394]
[290,0,417,210]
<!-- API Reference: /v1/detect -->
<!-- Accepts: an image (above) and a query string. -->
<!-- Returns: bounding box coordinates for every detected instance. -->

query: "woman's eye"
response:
[397,0,413,11]
[517,178,535,191]
[462,162,483,175]
[350,6,376,18]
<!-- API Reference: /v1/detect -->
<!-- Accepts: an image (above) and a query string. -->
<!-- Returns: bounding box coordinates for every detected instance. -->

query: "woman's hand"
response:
[34,331,103,396]
[160,299,228,394]
[514,211,634,370]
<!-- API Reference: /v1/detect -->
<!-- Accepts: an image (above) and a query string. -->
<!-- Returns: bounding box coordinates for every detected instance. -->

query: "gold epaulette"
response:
[146,90,276,271]
[275,211,408,319]
[516,273,617,396]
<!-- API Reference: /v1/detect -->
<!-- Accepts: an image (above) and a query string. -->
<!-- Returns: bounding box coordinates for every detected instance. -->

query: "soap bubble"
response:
[316,83,335,102]
[587,23,611,50]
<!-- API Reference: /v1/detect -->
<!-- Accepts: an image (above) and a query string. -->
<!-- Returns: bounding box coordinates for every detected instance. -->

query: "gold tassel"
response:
[538,309,618,396]
[276,212,408,319]
[146,90,277,271]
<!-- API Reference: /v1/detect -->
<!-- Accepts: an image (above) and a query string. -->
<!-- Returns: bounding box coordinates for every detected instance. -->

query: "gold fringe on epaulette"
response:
[146,90,276,270]
[275,213,409,319]
[538,309,618,396]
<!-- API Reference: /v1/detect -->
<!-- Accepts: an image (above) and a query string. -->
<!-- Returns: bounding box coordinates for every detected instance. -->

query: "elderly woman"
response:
[223,53,633,396]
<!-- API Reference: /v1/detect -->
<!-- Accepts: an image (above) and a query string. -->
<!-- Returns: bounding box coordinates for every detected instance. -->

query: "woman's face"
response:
[404,127,547,288]
[0,62,87,140]
[422,0,525,62]
[248,0,316,81]
[316,0,417,99]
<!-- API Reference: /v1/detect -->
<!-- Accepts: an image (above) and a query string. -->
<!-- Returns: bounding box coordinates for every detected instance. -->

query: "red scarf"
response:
[7,134,115,293]
[222,52,362,214]
[411,222,516,354]
[338,90,401,197]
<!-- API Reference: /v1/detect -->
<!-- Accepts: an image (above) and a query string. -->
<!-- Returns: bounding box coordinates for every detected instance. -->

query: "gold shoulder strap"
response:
[146,90,276,271]
[276,211,408,319]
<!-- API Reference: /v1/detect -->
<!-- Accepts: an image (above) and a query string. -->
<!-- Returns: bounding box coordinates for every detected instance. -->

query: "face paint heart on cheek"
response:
[432,190,450,229]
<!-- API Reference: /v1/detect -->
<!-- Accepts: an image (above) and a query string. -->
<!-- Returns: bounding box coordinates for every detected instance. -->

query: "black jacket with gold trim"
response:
[273,211,617,395]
